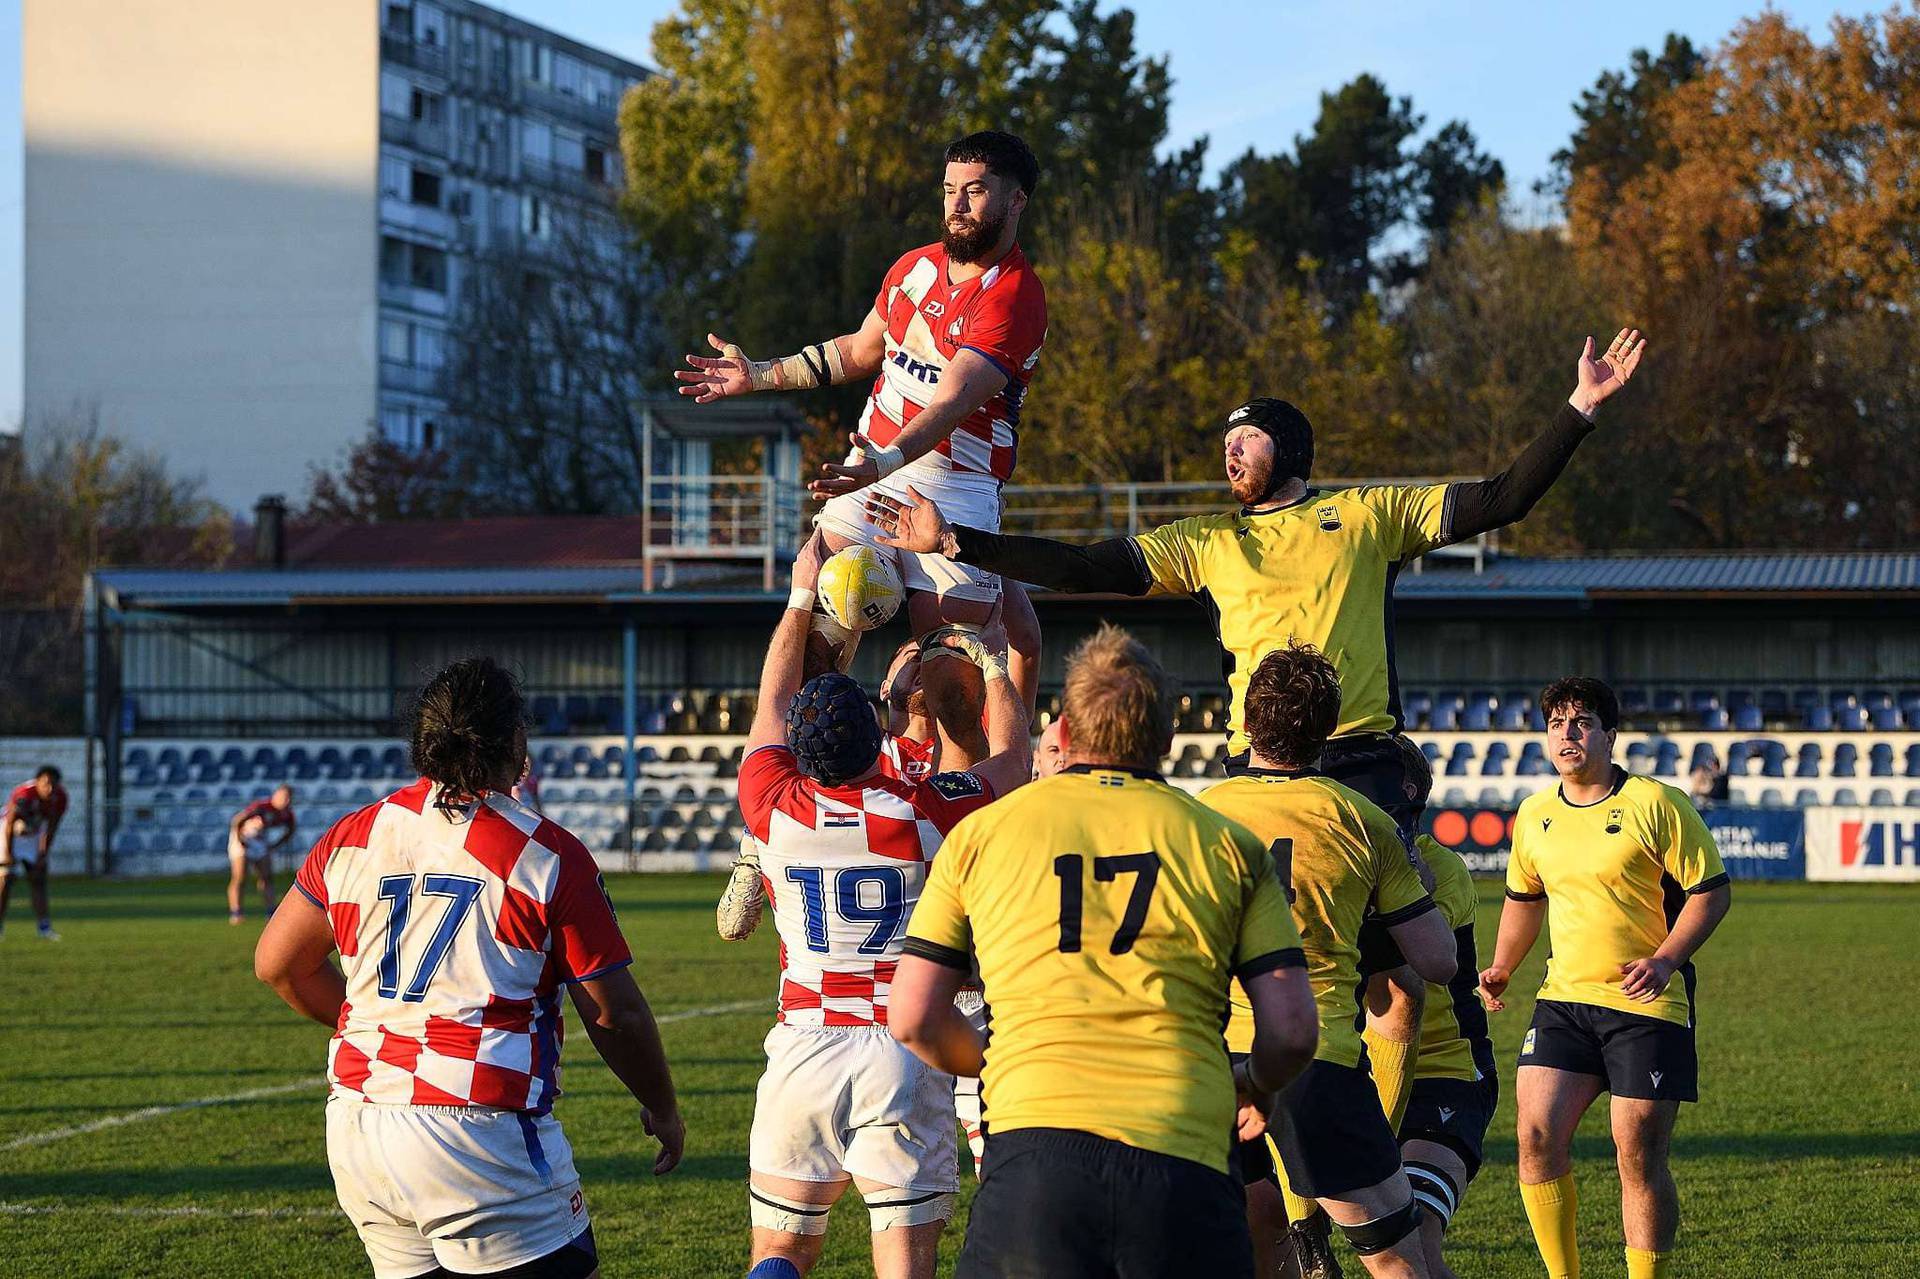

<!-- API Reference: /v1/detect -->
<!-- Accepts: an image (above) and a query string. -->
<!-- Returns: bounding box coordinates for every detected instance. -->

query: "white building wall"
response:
[23,0,381,510]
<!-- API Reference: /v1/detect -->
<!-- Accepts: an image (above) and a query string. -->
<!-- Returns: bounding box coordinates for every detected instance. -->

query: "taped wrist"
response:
[749,341,848,392]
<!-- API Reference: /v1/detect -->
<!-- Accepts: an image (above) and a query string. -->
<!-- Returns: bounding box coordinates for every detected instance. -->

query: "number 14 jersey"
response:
[736,745,995,1028]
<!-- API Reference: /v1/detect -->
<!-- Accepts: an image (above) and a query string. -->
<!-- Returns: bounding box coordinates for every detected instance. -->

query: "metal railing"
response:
[381,32,449,77]
[642,474,805,591]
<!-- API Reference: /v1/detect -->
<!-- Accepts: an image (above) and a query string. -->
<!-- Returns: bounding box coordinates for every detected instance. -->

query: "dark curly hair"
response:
[1243,642,1343,770]
[1539,676,1620,733]
[408,657,529,799]
[944,130,1040,195]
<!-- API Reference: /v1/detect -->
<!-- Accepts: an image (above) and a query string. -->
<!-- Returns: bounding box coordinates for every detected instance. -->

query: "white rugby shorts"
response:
[815,458,1001,603]
[325,1099,590,1279]
[750,1023,959,1193]
[228,833,270,867]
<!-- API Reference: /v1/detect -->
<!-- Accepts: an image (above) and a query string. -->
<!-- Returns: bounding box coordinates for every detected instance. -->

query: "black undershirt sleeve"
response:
[950,526,1154,596]
[1442,401,1597,541]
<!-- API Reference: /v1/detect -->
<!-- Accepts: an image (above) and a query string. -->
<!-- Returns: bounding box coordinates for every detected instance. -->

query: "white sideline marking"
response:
[0,1201,339,1220]
[0,998,765,1155]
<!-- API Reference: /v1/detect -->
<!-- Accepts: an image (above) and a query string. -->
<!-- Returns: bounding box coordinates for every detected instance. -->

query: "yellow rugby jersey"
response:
[1202,770,1434,1067]
[1131,484,1449,751]
[1507,769,1728,1027]
[903,765,1303,1174]
[1411,838,1495,1083]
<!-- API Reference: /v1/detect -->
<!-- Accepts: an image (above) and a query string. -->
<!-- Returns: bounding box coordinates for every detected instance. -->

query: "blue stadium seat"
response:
[1870,744,1895,777]
[131,767,158,787]
[1445,743,1474,777]
[1760,689,1789,720]
[1832,743,1859,777]
[148,832,178,854]
[111,829,143,858]
[1832,787,1859,806]
[1495,700,1531,731]
[1439,788,1470,809]
[1462,701,1493,732]
[1689,690,1720,717]
[1726,742,1754,777]
[1906,789,1920,808]
[1619,687,1650,718]
[1791,687,1822,720]
[1834,705,1870,732]
[1757,789,1785,808]
[1688,743,1717,773]
[125,747,153,771]
[1430,694,1462,732]
[1796,744,1823,778]
[179,832,210,855]
[1476,788,1507,808]
[1758,740,1787,778]
[1901,691,1920,725]
[1700,706,1730,731]
[1794,788,1821,809]
[1906,745,1920,778]
[592,695,623,732]
[1517,742,1550,776]
[1732,704,1763,731]
[1653,689,1685,717]
[1871,704,1904,731]
[532,696,568,735]
[1480,742,1510,775]
[637,744,661,765]
[1402,691,1432,729]
[537,743,567,771]
[1804,705,1834,731]
[1868,789,1896,807]
[1626,742,1652,770]
[216,785,243,803]
[1420,741,1442,769]
[316,747,350,781]
[1655,741,1681,777]
[564,695,595,731]
[1727,688,1754,712]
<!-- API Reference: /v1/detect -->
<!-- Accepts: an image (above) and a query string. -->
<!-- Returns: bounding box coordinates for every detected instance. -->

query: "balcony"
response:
[520,157,613,201]
[381,32,449,78]
[519,80,620,129]
[380,114,449,156]
[379,196,456,243]
[378,279,450,317]
[379,361,446,397]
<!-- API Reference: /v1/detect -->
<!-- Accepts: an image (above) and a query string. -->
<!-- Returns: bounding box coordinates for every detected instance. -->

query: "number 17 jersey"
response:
[903,765,1303,1174]
[737,745,994,1027]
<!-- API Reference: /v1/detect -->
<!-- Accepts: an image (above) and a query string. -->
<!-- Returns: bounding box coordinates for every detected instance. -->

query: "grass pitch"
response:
[1,875,1914,1278]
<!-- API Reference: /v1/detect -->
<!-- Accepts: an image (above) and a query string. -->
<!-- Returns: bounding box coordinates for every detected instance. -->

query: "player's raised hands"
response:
[790,530,830,594]
[868,485,953,556]
[1477,964,1512,1012]
[643,1104,685,1175]
[675,333,755,403]
[1570,327,1647,416]
[1618,955,1677,1002]
[809,432,885,499]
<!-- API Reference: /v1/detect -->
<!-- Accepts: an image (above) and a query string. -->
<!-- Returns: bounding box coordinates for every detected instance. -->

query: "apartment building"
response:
[24,0,648,508]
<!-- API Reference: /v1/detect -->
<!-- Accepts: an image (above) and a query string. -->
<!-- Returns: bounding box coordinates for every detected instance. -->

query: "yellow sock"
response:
[1518,1173,1580,1279]
[1362,1028,1417,1131]
[1625,1247,1671,1279]
[1274,1140,1318,1226]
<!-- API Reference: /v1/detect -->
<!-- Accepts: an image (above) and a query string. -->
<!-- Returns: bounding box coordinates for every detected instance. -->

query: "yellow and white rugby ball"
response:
[817,546,904,632]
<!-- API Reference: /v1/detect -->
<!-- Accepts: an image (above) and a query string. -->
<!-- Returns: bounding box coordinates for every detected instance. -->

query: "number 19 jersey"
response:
[736,745,994,1027]
[293,779,632,1113]
[904,765,1303,1174]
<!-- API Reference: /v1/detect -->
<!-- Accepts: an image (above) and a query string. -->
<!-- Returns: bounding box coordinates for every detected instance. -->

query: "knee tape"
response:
[1404,1161,1462,1230]
[867,1190,955,1232]
[1339,1199,1423,1255]
[749,1187,832,1236]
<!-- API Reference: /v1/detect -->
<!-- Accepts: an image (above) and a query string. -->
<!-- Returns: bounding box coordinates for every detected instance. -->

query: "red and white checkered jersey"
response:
[860,242,1047,482]
[877,732,935,783]
[5,782,67,834]
[236,798,296,839]
[293,778,631,1113]
[738,745,994,1026]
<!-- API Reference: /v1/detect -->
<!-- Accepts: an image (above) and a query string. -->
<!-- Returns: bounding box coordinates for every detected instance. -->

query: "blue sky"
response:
[0,0,1864,429]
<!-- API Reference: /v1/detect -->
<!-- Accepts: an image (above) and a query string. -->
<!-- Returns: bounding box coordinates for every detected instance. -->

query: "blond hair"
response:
[1061,623,1176,770]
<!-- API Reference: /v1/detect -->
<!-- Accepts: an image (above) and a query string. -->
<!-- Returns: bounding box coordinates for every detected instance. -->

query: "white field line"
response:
[0,1201,340,1220]
[1,998,766,1155]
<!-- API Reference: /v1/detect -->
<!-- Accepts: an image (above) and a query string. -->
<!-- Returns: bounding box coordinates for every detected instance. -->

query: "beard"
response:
[942,206,1010,263]
[1226,456,1273,506]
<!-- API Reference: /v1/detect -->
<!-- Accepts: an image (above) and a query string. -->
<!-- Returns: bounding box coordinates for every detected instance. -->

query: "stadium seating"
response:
[106,712,1920,876]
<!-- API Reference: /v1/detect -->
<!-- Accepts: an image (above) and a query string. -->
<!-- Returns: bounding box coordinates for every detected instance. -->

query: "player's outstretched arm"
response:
[254,894,347,1028]
[568,970,684,1175]
[1620,881,1730,1002]
[869,486,1154,596]
[1444,328,1647,541]
[1478,895,1546,1012]
[888,954,986,1077]
[746,534,829,752]
[809,348,1010,498]
[675,309,886,405]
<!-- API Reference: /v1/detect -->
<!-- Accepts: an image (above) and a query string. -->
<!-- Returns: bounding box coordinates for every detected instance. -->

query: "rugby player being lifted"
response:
[872,329,1647,816]
[678,130,1047,771]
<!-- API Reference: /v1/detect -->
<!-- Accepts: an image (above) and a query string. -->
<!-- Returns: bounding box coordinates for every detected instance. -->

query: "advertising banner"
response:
[1805,808,1920,882]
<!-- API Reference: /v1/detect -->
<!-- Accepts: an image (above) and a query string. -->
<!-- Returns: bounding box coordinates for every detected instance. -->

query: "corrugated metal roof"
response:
[96,552,1920,609]
[1396,553,1920,598]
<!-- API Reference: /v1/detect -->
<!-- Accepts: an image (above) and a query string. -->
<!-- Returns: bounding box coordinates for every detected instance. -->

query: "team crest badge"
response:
[1316,504,1341,531]
[928,772,986,800]
[1522,1029,1537,1055]
[1606,807,1624,835]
